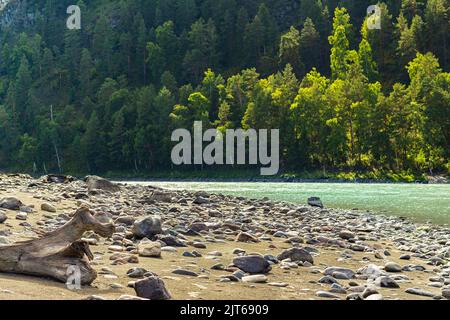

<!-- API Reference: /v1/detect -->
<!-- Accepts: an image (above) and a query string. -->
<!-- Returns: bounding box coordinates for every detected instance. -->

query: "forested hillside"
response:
[0,0,448,178]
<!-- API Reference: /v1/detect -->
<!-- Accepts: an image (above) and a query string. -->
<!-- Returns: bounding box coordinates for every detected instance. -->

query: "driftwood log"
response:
[0,207,115,285]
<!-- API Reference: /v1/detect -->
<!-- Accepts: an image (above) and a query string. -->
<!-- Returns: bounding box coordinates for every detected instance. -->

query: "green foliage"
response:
[329,7,352,79]
[279,26,302,74]
[0,0,447,178]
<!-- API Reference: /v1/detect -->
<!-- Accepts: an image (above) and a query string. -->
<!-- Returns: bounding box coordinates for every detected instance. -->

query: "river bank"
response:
[121,181,450,225]
[0,174,449,300]
[4,168,449,184]
[105,171,449,184]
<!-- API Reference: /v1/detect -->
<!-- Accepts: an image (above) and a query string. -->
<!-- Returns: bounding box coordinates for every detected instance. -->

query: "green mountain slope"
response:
[0,0,448,177]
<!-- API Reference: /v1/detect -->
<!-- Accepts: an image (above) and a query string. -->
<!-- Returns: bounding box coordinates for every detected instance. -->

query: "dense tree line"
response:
[0,0,448,176]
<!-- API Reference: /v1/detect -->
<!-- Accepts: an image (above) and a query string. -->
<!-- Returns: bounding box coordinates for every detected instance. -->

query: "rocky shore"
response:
[0,173,449,300]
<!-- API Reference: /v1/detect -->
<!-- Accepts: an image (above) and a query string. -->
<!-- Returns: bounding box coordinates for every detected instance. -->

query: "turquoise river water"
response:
[124,181,450,225]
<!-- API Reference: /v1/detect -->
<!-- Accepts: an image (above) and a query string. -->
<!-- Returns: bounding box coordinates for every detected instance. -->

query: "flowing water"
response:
[124,181,450,225]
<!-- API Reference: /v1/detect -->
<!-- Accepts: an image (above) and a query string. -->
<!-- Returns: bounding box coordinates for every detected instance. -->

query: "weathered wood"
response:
[0,207,114,285]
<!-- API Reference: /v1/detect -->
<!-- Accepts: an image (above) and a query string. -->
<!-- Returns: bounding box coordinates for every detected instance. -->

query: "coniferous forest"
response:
[0,0,448,179]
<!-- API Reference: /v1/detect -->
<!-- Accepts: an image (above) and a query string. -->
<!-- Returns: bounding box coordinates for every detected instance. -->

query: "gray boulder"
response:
[308,197,323,208]
[384,262,402,273]
[84,175,120,193]
[134,277,171,300]
[193,196,210,205]
[132,216,162,239]
[277,247,314,264]
[324,267,355,279]
[127,267,148,278]
[0,197,23,210]
[233,255,272,274]
[155,234,186,247]
[375,276,400,288]
[405,287,436,297]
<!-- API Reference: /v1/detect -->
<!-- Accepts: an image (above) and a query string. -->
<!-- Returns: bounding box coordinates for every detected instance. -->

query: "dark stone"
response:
[127,267,148,278]
[375,276,400,288]
[172,269,199,277]
[264,254,279,264]
[308,197,323,208]
[211,263,225,270]
[233,255,272,274]
[319,275,339,284]
[324,267,355,279]
[405,288,436,298]
[193,196,210,205]
[0,212,7,224]
[189,222,208,233]
[0,197,23,210]
[134,276,171,300]
[156,235,186,247]
[277,248,314,264]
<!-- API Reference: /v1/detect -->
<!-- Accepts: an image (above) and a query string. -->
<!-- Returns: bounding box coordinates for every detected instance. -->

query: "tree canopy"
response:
[0,0,448,177]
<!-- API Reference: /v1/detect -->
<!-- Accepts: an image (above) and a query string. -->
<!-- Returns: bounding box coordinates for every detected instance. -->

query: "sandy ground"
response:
[0,189,443,300]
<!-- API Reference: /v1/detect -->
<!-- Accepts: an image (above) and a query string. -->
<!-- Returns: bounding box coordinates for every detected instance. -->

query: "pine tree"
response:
[183,18,219,82]
[175,0,198,32]
[63,28,82,80]
[93,15,113,77]
[79,49,95,98]
[234,7,249,66]
[396,13,419,68]
[279,26,302,75]
[0,0,447,175]
[299,0,323,24]
[200,69,224,121]
[158,71,174,91]
[329,8,351,80]
[155,21,179,76]
[81,111,107,172]
[14,56,32,125]
[300,18,321,74]
[134,13,148,84]
[358,39,378,82]
[424,0,448,69]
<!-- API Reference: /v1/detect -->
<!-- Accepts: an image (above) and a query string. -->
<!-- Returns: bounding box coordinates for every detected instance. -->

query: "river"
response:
[123,181,450,225]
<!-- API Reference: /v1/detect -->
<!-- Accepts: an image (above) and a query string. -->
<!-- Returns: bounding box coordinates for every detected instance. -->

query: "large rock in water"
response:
[134,276,171,300]
[308,197,323,208]
[277,248,314,264]
[233,255,272,274]
[84,175,120,193]
[0,197,23,210]
[132,216,163,239]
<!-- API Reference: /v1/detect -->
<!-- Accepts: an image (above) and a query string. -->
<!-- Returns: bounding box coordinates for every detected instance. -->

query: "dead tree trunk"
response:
[0,207,115,285]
